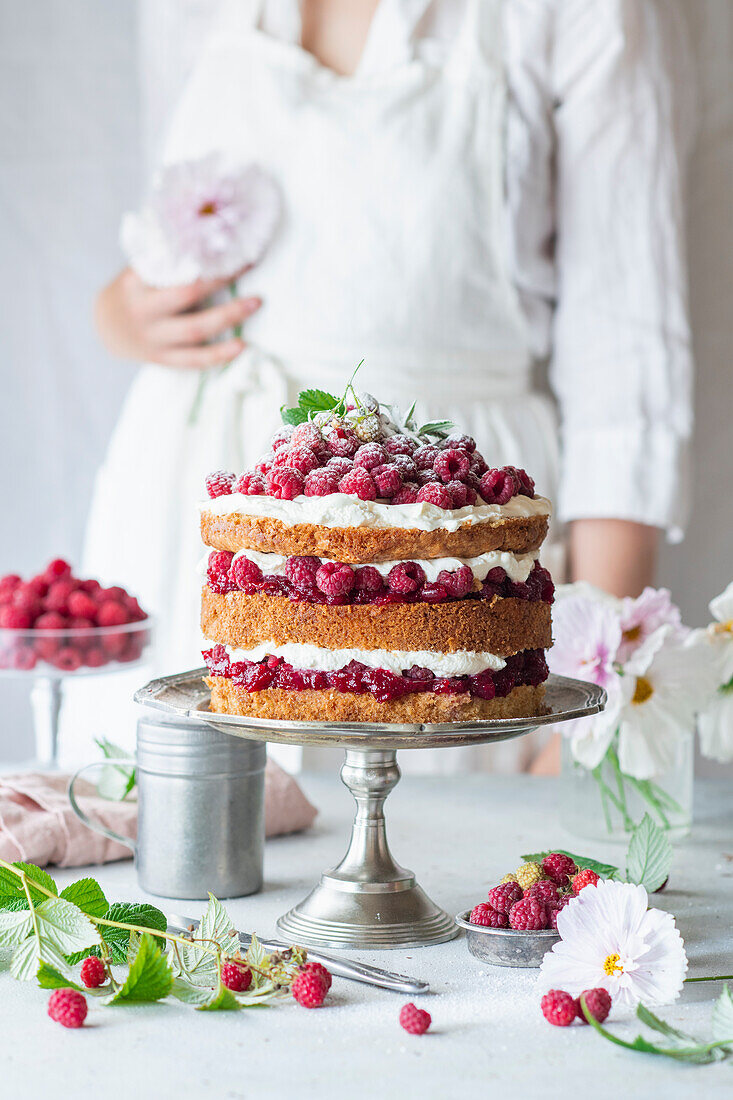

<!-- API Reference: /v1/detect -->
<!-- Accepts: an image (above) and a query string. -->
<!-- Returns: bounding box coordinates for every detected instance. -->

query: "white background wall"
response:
[0,1,731,770]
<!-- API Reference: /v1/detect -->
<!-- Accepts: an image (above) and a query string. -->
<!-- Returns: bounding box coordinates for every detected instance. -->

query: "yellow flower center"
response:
[632,676,654,705]
[712,620,733,637]
[603,953,624,976]
[198,201,217,216]
[622,625,642,644]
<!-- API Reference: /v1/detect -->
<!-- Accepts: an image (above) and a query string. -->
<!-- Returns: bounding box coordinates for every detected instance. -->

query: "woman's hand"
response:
[569,518,659,598]
[95,266,261,368]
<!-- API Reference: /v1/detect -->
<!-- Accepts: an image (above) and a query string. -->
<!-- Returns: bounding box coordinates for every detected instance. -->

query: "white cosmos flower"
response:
[614,626,718,780]
[698,581,733,762]
[539,880,687,1013]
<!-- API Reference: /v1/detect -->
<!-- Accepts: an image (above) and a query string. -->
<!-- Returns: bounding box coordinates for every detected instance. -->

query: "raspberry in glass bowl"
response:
[0,560,153,675]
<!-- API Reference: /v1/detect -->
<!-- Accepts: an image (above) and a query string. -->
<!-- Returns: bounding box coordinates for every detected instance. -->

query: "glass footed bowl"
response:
[0,618,155,677]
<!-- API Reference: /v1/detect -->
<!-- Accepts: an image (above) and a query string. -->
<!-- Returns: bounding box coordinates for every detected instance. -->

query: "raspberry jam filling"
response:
[206,552,555,606]
[203,644,549,702]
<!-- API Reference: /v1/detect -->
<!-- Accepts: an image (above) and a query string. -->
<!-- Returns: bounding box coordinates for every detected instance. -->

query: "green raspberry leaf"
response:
[281,405,309,426]
[172,895,239,985]
[197,979,242,1012]
[625,814,673,892]
[712,985,733,1048]
[110,932,172,1004]
[297,389,340,414]
[35,897,100,955]
[10,936,72,983]
[60,879,109,919]
[37,962,85,992]
[418,419,454,438]
[0,862,57,904]
[84,902,168,965]
[520,850,619,880]
[0,907,34,949]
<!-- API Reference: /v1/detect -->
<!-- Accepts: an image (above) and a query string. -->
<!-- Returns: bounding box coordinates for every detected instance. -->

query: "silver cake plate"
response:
[135,672,605,950]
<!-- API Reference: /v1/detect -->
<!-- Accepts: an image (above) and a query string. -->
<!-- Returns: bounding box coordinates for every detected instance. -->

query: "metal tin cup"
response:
[69,713,265,900]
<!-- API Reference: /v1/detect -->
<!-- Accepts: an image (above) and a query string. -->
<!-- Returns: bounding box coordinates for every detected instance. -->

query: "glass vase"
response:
[560,732,693,843]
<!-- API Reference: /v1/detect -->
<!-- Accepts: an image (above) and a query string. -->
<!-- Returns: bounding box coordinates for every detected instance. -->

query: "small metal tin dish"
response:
[455,910,560,968]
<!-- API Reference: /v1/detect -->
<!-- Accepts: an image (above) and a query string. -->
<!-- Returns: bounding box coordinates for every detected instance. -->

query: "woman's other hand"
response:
[95,266,261,368]
[569,518,659,598]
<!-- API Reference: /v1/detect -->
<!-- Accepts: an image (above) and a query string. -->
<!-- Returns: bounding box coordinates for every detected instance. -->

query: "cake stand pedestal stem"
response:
[276,748,458,950]
[30,676,62,768]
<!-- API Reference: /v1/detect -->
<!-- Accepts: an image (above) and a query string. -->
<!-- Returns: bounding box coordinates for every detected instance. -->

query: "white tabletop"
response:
[3,774,732,1099]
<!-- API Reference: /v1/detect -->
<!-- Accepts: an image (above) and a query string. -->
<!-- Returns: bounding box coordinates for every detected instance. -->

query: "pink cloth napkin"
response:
[0,762,317,869]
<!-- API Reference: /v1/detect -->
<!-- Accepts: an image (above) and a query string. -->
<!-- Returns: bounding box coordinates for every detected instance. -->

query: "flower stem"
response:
[230,280,243,340]
[685,975,733,983]
[627,776,672,829]
[605,746,635,832]
[592,766,614,832]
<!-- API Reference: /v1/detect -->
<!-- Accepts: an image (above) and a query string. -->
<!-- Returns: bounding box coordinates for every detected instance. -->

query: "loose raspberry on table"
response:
[392,484,419,504]
[285,556,321,592]
[373,465,403,498]
[509,897,548,930]
[387,561,426,595]
[339,467,377,501]
[326,425,359,457]
[292,969,327,1008]
[434,447,470,483]
[572,868,600,894]
[267,467,304,500]
[290,423,323,451]
[487,881,523,914]
[541,989,577,1027]
[316,561,355,597]
[230,556,263,591]
[80,956,106,988]
[221,961,252,992]
[470,903,508,928]
[354,442,386,470]
[48,989,87,1028]
[515,862,545,891]
[525,880,560,905]
[416,483,453,509]
[304,468,340,496]
[399,1003,431,1035]
[288,446,321,475]
[542,853,578,888]
[303,961,332,992]
[352,566,385,597]
[234,472,266,495]
[205,470,235,499]
[576,988,612,1025]
[437,565,473,598]
[383,435,415,456]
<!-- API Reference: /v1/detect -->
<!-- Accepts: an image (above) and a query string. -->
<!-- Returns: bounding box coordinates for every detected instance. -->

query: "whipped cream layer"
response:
[202,492,551,532]
[228,547,539,584]
[211,641,506,677]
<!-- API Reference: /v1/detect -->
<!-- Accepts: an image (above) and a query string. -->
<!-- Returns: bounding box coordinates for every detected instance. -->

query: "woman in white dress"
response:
[88,0,694,773]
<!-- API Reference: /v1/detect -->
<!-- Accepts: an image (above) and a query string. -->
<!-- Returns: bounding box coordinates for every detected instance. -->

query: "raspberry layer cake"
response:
[200,387,554,724]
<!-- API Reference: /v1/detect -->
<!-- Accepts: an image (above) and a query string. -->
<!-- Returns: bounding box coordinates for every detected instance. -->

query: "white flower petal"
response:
[710,581,733,624]
[699,692,733,763]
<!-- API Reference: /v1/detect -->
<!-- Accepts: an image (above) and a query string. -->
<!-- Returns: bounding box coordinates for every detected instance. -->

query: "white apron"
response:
[80,0,561,774]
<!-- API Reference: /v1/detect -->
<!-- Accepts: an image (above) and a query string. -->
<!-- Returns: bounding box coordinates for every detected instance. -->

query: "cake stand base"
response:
[277,749,457,949]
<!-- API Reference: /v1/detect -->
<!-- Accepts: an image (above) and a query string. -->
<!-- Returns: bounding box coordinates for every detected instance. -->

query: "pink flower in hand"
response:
[121,153,281,286]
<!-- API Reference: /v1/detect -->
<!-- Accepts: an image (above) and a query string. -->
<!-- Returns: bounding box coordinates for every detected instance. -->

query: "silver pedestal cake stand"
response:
[136,671,605,950]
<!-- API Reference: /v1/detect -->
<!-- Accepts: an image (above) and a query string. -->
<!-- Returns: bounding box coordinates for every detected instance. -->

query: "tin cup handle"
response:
[68,762,137,853]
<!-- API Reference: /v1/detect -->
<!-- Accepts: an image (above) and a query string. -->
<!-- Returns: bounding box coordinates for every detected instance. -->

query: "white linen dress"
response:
[77,0,694,774]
